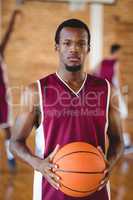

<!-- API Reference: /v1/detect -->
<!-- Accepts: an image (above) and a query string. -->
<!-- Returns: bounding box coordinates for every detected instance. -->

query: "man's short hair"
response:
[110,44,121,54]
[55,18,91,45]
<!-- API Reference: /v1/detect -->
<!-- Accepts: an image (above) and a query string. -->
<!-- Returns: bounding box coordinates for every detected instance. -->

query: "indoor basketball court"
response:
[0,0,133,200]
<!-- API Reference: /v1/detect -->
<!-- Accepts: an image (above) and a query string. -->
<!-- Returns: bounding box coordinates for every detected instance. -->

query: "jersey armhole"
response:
[35,80,44,131]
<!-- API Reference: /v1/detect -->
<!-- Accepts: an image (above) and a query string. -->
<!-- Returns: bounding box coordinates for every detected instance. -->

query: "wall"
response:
[104,0,133,138]
[1,0,133,137]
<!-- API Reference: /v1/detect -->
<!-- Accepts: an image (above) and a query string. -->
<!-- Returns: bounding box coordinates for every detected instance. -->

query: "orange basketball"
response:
[52,142,106,197]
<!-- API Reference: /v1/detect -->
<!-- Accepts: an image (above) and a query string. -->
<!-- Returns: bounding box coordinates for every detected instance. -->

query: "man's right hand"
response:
[35,144,60,190]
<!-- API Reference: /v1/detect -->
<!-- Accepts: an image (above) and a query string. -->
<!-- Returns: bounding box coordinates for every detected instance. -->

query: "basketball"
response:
[52,142,106,197]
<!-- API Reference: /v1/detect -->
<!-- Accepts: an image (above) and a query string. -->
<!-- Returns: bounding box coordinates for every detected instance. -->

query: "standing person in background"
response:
[0,53,16,171]
[93,44,132,153]
[0,9,21,172]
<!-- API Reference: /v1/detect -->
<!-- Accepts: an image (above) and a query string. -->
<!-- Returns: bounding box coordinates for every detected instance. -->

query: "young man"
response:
[0,10,21,172]
[10,19,124,200]
[93,44,132,153]
[93,44,121,85]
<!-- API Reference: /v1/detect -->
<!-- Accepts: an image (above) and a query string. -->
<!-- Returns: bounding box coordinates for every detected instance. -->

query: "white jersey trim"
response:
[105,79,111,200]
[107,181,111,200]
[37,80,44,128]
[33,80,45,200]
[33,171,43,200]
[104,79,110,146]
[56,72,87,97]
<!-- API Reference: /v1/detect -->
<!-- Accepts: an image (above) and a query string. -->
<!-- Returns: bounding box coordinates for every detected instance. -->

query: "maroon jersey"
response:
[0,56,10,127]
[96,59,117,85]
[33,73,110,200]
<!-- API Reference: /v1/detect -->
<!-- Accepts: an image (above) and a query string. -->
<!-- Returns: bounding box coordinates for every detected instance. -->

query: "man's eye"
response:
[63,42,70,46]
[79,43,86,47]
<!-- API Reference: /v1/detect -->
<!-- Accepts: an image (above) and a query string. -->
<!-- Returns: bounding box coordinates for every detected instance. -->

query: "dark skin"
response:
[10,27,124,191]
[56,27,89,92]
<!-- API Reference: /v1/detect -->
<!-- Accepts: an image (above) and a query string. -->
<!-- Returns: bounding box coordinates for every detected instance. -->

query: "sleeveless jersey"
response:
[98,59,117,85]
[33,73,110,200]
[96,58,127,119]
[0,55,10,127]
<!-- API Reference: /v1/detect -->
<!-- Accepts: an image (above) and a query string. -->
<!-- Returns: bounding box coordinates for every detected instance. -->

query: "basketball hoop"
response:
[69,0,86,11]
[18,0,116,6]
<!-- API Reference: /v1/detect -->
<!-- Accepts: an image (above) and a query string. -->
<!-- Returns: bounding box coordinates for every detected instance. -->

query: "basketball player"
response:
[10,19,124,200]
[93,44,132,153]
[0,10,21,171]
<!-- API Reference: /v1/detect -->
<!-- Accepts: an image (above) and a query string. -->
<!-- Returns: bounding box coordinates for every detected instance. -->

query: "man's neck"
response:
[57,69,85,83]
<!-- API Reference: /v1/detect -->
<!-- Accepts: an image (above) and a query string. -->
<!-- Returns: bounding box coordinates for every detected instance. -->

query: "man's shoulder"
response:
[87,74,110,96]
[26,73,56,93]
[87,73,108,85]
[39,73,56,82]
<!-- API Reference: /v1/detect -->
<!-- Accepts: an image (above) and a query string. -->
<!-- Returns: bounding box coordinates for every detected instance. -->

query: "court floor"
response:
[0,132,133,200]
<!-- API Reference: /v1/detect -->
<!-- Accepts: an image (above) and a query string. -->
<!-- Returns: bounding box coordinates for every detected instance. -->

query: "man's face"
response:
[56,27,89,72]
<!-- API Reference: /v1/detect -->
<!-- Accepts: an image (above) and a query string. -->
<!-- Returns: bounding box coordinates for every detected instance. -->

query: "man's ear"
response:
[88,45,90,53]
[55,44,59,51]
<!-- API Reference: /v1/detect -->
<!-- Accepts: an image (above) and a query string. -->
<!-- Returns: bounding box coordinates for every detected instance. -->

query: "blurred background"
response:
[0,0,133,199]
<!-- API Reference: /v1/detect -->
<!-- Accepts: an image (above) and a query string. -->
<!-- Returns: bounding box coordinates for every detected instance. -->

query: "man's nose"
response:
[70,43,79,52]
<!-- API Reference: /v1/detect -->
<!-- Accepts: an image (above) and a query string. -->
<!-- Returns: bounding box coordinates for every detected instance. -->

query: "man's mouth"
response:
[67,56,80,62]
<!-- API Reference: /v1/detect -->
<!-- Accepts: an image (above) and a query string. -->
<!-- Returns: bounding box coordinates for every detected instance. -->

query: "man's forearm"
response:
[10,140,41,170]
[107,136,124,169]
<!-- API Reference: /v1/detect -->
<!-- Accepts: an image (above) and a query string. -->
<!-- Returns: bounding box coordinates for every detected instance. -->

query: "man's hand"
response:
[97,146,112,191]
[36,144,60,190]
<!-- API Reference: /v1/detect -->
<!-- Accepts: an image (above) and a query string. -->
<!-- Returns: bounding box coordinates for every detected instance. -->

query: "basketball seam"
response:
[56,169,104,174]
[54,151,103,163]
[61,183,99,194]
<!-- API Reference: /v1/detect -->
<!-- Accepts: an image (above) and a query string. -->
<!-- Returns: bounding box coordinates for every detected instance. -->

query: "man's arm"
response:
[97,85,124,191]
[107,86,124,168]
[112,61,121,89]
[10,83,60,189]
